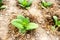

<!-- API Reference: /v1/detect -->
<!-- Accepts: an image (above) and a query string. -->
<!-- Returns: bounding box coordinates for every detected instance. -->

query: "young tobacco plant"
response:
[51,16,60,30]
[18,0,32,9]
[41,0,52,8]
[11,15,38,34]
[0,0,5,10]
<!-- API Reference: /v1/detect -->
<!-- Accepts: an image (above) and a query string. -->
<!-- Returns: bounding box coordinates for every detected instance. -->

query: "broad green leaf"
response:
[22,0,28,7]
[18,0,32,8]
[41,0,47,8]
[23,17,30,25]
[47,2,52,7]
[43,2,47,8]
[17,15,30,25]
[11,19,24,29]
[0,6,5,10]
[27,0,32,7]
[11,19,23,24]
[17,15,25,19]
[19,29,26,34]
[41,0,52,8]
[26,23,38,30]
[57,21,60,27]
[53,16,58,25]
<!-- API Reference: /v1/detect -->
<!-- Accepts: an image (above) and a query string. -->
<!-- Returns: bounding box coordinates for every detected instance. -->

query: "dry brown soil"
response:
[0,0,60,40]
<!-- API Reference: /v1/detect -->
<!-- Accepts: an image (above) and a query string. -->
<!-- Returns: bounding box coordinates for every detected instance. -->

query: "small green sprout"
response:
[0,0,5,10]
[11,15,38,34]
[41,0,52,8]
[18,0,32,9]
[51,16,60,30]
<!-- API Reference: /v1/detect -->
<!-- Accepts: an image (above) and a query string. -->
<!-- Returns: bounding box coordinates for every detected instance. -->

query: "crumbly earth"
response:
[0,0,60,40]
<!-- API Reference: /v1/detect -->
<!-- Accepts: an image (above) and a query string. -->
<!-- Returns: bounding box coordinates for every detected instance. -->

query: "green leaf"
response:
[17,15,30,25]
[27,0,32,7]
[41,0,47,7]
[19,29,26,34]
[41,0,52,8]
[11,19,23,24]
[0,6,5,10]
[26,23,38,30]
[53,16,58,25]
[17,15,25,19]
[43,3,47,8]
[11,19,24,29]
[23,17,30,25]
[18,0,32,8]
[18,0,28,7]
[57,21,60,27]
[22,0,28,7]
[47,2,52,7]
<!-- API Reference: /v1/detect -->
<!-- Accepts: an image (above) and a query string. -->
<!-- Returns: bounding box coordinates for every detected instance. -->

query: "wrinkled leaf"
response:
[27,0,32,7]
[47,2,52,7]
[26,23,38,30]
[41,0,47,7]
[17,15,30,25]
[11,19,24,29]
[22,0,28,7]
[23,17,30,25]
[41,0,52,8]
[0,6,5,10]
[57,21,60,27]
[53,16,58,25]
[17,15,25,19]
[19,29,26,34]
[18,0,32,8]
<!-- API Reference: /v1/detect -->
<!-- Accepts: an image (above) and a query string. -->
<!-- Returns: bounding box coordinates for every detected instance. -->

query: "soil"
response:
[0,0,60,40]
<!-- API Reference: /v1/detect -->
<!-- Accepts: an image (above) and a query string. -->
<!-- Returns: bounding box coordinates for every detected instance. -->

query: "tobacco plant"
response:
[11,15,38,34]
[51,16,60,30]
[18,0,32,9]
[41,0,52,8]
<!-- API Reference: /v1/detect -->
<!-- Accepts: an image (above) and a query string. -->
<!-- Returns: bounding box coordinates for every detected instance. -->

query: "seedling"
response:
[51,16,60,30]
[11,15,38,34]
[18,0,32,9]
[41,0,52,8]
[0,0,5,10]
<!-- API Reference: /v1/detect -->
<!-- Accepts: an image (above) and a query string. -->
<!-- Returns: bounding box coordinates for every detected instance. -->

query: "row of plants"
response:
[18,0,53,9]
[0,0,52,10]
[11,15,60,34]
